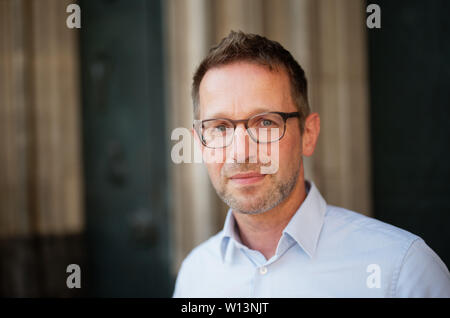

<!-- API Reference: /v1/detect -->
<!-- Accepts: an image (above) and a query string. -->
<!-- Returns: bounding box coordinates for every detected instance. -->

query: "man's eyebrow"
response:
[202,107,276,120]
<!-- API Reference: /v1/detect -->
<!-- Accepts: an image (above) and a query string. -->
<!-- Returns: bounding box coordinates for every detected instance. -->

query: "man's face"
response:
[197,61,303,214]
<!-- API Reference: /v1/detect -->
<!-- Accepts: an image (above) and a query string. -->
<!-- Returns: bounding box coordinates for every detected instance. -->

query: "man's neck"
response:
[232,175,307,260]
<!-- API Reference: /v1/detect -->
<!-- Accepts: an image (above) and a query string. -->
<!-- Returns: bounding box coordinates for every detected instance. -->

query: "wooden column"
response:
[212,0,264,40]
[1,0,84,239]
[313,0,372,216]
[164,0,220,275]
[0,0,85,296]
[28,0,84,236]
[0,0,31,237]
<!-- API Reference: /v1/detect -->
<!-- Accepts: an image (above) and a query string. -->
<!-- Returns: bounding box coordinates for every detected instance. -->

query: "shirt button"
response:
[259,266,268,275]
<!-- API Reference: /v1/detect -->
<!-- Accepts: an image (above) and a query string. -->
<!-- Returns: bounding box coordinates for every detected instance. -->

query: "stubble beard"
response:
[215,165,300,215]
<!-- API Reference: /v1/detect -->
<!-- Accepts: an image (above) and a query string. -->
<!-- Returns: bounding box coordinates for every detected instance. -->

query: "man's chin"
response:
[230,201,272,215]
[226,184,267,198]
[223,192,272,215]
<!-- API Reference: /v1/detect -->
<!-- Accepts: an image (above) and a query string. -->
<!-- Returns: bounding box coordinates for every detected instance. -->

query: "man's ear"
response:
[302,112,320,157]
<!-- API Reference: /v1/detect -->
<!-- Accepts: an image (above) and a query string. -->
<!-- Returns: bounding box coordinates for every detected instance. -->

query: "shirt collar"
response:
[220,180,327,263]
[220,208,241,263]
[282,181,327,258]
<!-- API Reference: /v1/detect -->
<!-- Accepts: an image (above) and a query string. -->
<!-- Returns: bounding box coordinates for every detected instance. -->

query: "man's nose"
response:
[230,123,254,163]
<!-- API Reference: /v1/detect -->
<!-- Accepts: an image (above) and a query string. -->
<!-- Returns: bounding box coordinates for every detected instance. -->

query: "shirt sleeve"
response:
[395,238,450,297]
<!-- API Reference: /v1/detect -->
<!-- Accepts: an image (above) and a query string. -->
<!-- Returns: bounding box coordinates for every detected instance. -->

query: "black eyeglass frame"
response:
[193,111,300,149]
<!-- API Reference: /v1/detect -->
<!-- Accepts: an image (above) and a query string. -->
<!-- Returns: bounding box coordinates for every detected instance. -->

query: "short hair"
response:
[192,30,310,132]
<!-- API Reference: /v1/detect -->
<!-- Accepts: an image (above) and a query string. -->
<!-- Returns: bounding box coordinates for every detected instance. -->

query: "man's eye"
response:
[261,119,273,127]
[215,125,227,132]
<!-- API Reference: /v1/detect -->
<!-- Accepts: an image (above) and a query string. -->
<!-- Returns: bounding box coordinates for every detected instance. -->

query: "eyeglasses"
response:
[193,111,300,149]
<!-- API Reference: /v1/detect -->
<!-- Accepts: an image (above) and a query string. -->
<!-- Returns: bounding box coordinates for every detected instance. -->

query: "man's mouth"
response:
[229,172,266,185]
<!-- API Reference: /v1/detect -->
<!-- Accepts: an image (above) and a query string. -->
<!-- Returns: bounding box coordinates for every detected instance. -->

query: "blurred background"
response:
[0,0,449,297]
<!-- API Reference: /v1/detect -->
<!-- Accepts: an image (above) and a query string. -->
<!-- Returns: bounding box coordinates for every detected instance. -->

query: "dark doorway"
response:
[368,0,450,267]
[79,0,172,296]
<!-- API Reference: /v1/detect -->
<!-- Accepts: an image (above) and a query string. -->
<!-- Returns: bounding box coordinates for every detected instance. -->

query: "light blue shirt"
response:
[173,181,450,297]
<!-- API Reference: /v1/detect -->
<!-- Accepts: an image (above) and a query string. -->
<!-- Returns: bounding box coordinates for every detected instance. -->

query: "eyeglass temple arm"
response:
[279,112,300,120]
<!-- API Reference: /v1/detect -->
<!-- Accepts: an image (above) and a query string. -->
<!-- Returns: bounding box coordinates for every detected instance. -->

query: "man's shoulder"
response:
[324,205,421,248]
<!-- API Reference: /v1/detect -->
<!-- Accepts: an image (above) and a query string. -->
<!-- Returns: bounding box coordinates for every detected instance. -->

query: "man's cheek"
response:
[202,147,226,164]
[206,163,223,184]
[259,141,280,174]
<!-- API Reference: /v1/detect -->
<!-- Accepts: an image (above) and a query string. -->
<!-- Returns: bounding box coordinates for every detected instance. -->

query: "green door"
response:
[80,0,172,297]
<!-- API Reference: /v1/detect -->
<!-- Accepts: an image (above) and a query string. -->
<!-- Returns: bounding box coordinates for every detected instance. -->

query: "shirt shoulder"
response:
[324,205,450,297]
[324,205,420,246]
[395,236,450,297]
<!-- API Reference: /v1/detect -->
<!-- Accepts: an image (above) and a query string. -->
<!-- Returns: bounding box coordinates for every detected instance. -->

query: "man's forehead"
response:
[199,61,292,119]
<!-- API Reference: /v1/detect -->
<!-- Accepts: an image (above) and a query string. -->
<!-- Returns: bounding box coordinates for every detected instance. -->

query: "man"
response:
[173,31,450,297]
